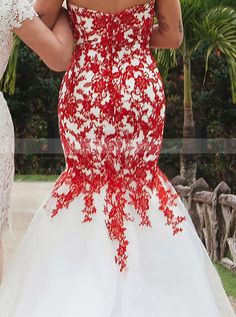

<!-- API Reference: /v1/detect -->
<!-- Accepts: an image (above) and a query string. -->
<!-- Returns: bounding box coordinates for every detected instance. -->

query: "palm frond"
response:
[227,56,236,103]
[153,49,178,79]
[205,0,236,10]
[180,0,202,57]
[195,6,236,100]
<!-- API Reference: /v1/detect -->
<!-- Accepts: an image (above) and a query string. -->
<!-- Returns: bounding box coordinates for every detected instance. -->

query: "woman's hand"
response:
[34,0,64,29]
[150,0,183,49]
[14,9,74,72]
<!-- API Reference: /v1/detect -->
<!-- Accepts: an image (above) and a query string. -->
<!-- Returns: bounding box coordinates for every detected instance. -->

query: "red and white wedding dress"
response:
[0,1,235,316]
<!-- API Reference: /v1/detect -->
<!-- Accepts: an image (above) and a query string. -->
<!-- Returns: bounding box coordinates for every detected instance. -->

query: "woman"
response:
[0,0,235,316]
[0,0,74,282]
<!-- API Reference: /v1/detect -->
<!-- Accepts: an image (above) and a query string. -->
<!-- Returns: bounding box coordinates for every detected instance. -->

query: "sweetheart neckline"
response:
[68,0,155,16]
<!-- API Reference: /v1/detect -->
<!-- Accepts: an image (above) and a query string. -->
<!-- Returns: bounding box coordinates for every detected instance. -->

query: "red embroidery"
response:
[44,1,186,272]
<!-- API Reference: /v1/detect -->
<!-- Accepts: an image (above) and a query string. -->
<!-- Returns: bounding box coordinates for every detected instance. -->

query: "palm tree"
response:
[155,0,236,184]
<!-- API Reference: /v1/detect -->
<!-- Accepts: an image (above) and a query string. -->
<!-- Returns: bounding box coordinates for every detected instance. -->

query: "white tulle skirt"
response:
[0,183,235,317]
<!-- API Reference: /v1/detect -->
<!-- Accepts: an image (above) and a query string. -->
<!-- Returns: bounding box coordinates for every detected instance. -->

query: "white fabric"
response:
[0,182,235,316]
[0,0,35,236]
[0,93,14,237]
[0,0,35,79]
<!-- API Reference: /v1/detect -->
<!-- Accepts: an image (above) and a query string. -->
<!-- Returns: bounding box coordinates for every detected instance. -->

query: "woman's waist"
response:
[66,49,160,80]
[72,40,151,63]
[74,35,150,50]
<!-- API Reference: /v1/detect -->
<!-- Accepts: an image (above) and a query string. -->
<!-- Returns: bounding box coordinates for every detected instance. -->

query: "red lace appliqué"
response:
[44,1,186,272]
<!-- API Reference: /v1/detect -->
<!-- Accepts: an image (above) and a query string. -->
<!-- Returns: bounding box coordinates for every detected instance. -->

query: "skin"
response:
[150,0,183,48]
[34,0,64,29]
[35,0,183,49]
[14,8,74,72]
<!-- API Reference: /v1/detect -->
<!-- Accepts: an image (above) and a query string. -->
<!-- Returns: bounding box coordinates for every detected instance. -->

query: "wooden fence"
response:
[171,176,236,273]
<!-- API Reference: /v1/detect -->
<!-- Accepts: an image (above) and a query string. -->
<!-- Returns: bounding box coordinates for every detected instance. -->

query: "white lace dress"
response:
[0,0,35,237]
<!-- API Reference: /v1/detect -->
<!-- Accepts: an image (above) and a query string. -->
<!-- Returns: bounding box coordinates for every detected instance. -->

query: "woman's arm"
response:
[34,0,64,29]
[150,0,183,49]
[14,9,74,72]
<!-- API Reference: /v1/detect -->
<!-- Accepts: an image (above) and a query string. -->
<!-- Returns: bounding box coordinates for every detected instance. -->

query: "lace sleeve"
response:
[9,0,36,30]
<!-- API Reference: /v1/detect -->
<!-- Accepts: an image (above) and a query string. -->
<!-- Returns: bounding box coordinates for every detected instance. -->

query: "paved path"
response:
[2,182,236,313]
[11,181,53,214]
[3,182,53,278]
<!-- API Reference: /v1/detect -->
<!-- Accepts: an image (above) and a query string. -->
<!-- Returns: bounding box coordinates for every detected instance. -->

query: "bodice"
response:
[68,1,155,51]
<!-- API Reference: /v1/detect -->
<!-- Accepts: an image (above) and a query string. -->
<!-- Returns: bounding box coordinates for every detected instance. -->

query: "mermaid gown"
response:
[0,1,235,316]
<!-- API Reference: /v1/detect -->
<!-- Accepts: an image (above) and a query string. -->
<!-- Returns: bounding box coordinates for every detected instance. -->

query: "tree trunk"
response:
[180,58,197,185]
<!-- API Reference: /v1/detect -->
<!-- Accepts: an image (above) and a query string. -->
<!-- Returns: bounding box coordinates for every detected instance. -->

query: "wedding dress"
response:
[0,1,235,316]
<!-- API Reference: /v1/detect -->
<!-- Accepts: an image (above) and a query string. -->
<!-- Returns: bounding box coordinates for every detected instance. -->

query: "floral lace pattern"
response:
[0,93,14,237]
[0,0,35,237]
[0,0,35,79]
[44,0,186,271]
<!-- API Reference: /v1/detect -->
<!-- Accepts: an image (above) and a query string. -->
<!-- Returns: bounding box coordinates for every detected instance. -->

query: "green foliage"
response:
[155,0,236,102]
[196,6,236,97]
[193,54,236,191]
[5,42,65,174]
[159,51,236,191]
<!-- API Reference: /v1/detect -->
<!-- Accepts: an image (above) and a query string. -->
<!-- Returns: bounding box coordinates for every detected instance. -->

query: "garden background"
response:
[1,0,236,308]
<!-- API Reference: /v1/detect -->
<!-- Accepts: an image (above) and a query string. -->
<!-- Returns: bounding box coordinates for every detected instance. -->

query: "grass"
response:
[214,262,236,298]
[14,174,59,182]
